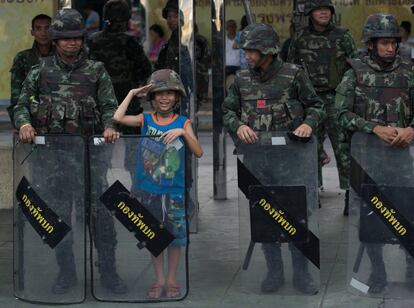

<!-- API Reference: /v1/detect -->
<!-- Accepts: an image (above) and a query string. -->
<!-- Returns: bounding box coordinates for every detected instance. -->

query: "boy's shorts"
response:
[136,191,187,247]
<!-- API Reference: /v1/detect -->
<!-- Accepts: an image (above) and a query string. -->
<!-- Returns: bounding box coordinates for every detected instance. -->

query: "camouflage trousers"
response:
[31,142,118,273]
[317,92,350,189]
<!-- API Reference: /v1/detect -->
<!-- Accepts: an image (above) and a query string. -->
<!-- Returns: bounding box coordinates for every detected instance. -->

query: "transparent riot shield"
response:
[13,135,86,304]
[347,133,414,299]
[179,0,198,233]
[237,132,320,295]
[90,136,188,302]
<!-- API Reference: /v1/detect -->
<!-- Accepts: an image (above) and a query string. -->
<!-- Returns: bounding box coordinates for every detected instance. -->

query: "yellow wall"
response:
[195,1,413,45]
[0,0,56,101]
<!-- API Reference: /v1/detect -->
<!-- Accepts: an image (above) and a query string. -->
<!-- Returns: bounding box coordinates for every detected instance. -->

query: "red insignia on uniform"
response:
[257,99,266,108]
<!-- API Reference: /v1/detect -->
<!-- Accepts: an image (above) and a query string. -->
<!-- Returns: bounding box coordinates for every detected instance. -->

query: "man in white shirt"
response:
[226,19,241,77]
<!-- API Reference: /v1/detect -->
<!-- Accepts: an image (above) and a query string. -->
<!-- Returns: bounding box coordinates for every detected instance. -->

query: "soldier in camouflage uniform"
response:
[337,14,414,293]
[154,0,180,73]
[154,0,192,98]
[195,23,210,106]
[223,23,325,294]
[14,9,127,294]
[8,14,54,125]
[87,0,151,135]
[287,0,356,212]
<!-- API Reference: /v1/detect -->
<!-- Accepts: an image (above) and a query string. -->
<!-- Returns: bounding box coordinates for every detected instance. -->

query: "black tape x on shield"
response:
[238,158,320,269]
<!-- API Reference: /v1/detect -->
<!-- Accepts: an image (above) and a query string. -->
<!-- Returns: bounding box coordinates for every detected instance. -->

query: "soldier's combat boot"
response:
[52,244,77,294]
[291,246,318,294]
[405,253,414,290]
[261,243,284,293]
[98,249,127,294]
[366,244,387,294]
[343,190,349,216]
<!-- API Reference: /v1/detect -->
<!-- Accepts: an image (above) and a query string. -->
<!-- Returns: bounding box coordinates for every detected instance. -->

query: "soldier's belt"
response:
[16,176,71,249]
[350,156,414,258]
[238,159,320,269]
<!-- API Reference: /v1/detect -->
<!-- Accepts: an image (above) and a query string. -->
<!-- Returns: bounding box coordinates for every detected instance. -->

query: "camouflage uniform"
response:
[287,0,356,190]
[337,14,414,294]
[8,42,54,125]
[14,9,126,295]
[154,0,180,73]
[195,31,210,106]
[223,23,324,295]
[87,0,151,135]
[154,0,192,105]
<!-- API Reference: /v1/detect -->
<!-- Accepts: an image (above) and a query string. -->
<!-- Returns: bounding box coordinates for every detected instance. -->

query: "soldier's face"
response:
[166,10,179,31]
[31,18,51,46]
[244,49,262,68]
[370,38,398,59]
[56,37,83,57]
[311,7,332,27]
[153,90,178,113]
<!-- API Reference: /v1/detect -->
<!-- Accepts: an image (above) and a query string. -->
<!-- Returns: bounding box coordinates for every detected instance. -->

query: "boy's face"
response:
[31,18,51,46]
[153,90,178,113]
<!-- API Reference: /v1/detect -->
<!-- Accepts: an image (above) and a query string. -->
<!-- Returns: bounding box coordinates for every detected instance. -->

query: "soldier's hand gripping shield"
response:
[90,136,188,302]
[13,135,86,304]
[347,133,414,299]
[237,132,320,295]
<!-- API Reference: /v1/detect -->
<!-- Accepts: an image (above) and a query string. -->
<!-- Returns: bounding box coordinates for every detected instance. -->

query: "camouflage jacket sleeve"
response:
[9,52,28,123]
[286,36,298,64]
[340,30,357,59]
[336,69,376,133]
[127,38,152,85]
[294,68,325,130]
[13,66,40,129]
[410,80,414,128]
[222,79,243,135]
[96,63,118,129]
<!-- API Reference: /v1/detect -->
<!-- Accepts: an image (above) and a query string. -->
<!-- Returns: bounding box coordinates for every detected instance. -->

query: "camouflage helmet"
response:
[361,14,401,43]
[305,0,335,15]
[147,69,186,100]
[162,0,178,19]
[103,0,131,22]
[239,23,280,55]
[48,9,85,39]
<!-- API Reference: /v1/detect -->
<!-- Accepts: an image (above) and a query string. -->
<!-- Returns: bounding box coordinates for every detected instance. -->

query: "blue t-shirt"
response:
[134,113,190,194]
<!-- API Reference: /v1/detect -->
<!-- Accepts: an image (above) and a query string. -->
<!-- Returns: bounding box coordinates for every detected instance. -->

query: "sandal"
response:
[147,283,164,299]
[166,283,181,298]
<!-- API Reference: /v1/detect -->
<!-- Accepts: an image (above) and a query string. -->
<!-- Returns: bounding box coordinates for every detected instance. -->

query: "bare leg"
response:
[166,246,182,298]
[147,252,166,299]
[166,246,181,285]
[151,252,166,285]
